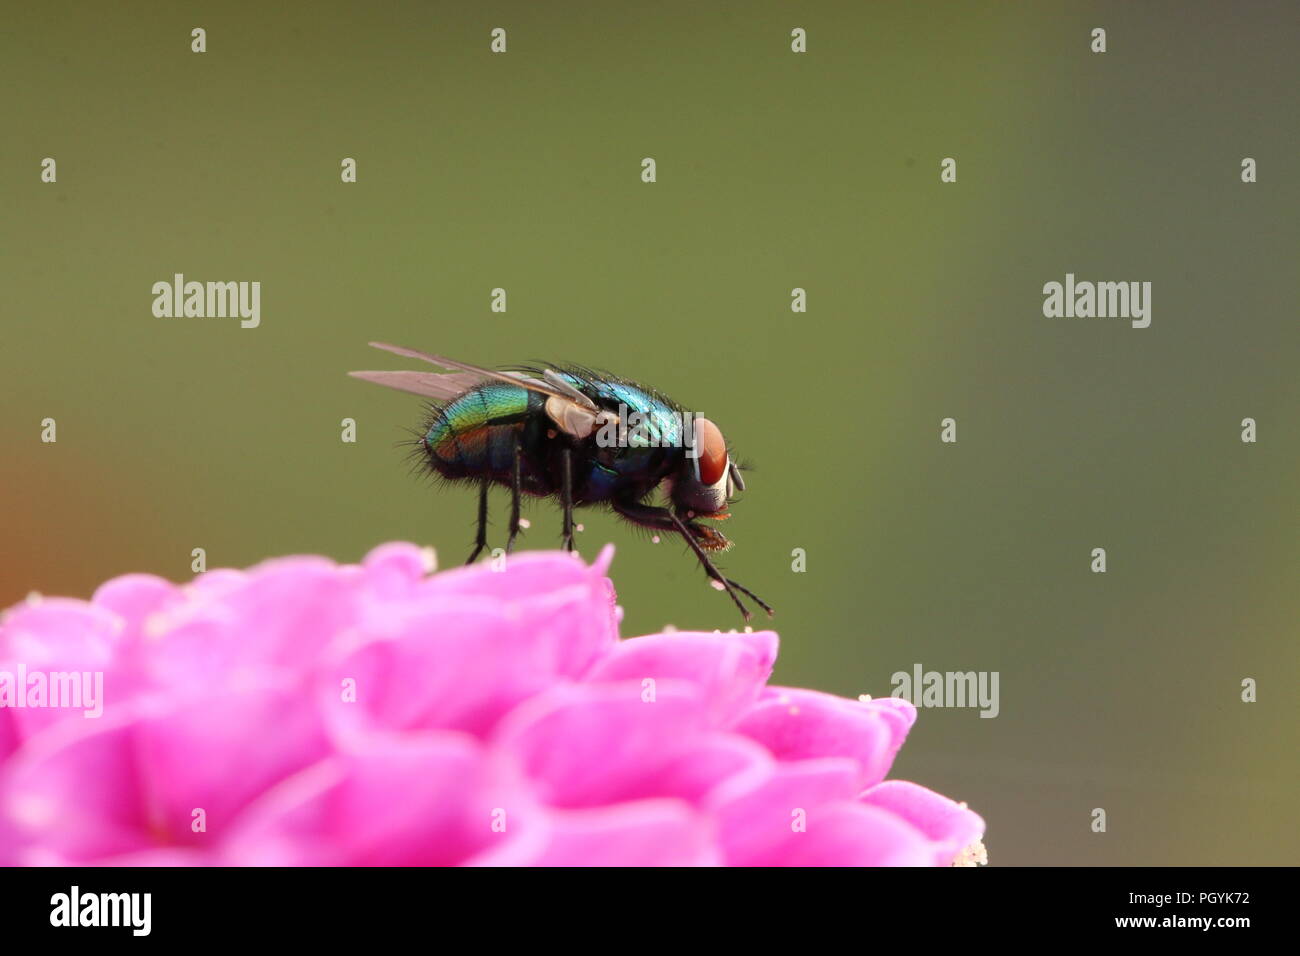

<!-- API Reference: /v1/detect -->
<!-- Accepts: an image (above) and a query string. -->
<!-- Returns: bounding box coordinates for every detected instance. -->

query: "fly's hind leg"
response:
[465,478,490,564]
[507,435,524,554]
[559,447,576,553]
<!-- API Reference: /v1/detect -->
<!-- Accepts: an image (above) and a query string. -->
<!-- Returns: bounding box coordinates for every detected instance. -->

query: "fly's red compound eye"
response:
[695,417,728,486]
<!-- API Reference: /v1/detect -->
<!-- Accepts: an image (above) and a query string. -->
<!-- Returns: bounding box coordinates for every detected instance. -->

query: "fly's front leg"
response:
[666,511,773,619]
[465,478,489,564]
[611,496,773,620]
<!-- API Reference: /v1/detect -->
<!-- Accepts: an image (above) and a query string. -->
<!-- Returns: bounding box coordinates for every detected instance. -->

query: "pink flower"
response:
[0,543,984,866]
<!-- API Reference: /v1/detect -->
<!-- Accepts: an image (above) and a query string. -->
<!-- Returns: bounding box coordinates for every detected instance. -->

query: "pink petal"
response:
[3,715,154,862]
[0,599,132,739]
[583,630,778,726]
[476,799,718,867]
[141,561,358,691]
[708,758,861,865]
[651,735,773,805]
[360,542,434,597]
[1,599,123,671]
[185,568,248,595]
[134,686,332,840]
[0,708,17,763]
[420,552,618,674]
[91,574,179,640]
[4,683,330,863]
[761,801,940,866]
[859,780,986,866]
[734,687,915,788]
[494,682,734,807]
[316,600,553,740]
[424,550,595,600]
[210,558,360,670]
[225,733,538,866]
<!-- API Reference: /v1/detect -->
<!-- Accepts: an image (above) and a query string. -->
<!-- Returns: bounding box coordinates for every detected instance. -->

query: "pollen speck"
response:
[951,840,988,867]
[858,694,873,702]
[651,535,660,544]
[419,546,438,573]
[575,523,584,533]
[25,591,42,606]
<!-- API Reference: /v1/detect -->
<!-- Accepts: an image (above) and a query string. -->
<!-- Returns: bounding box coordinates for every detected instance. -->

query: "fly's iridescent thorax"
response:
[579,378,682,449]
[565,373,686,486]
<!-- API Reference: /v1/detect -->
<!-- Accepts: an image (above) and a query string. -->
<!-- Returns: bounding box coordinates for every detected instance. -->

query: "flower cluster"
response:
[0,543,983,865]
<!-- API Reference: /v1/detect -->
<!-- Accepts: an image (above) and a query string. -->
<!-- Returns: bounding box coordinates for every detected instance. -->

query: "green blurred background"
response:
[3,1,1296,865]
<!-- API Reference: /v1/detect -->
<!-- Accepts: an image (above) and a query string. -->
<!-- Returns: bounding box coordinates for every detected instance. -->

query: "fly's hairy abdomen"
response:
[424,383,539,481]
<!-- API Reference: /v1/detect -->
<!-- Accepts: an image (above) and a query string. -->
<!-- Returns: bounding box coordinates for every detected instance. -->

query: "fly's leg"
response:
[560,447,575,553]
[465,478,490,564]
[610,497,773,621]
[507,436,523,554]
[710,572,773,615]
[666,511,773,619]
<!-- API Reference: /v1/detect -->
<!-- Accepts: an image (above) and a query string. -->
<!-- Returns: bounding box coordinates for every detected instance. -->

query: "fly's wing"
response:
[350,342,610,439]
[542,369,594,406]
[347,369,484,400]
